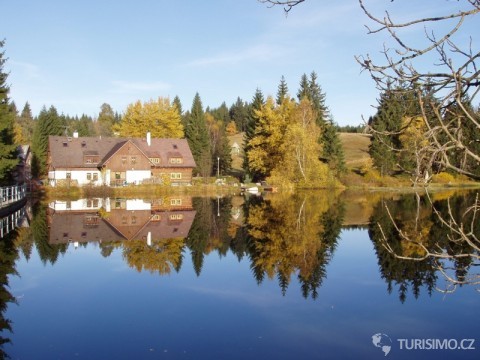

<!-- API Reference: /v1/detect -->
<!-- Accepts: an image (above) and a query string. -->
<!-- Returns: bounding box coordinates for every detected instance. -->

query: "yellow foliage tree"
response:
[115,97,184,138]
[225,121,237,135]
[247,97,294,178]
[269,99,333,188]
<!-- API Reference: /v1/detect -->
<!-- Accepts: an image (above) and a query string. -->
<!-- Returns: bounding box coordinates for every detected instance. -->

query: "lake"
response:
[1,191,479,359]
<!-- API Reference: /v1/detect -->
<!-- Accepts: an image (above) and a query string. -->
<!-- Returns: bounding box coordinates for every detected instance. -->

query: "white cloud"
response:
[110,80,171,94]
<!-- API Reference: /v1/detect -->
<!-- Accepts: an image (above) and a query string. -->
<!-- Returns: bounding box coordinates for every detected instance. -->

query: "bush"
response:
[432,172,455,184]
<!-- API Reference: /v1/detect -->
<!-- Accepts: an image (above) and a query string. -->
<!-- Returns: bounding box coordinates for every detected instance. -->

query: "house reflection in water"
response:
[47,197,196,247]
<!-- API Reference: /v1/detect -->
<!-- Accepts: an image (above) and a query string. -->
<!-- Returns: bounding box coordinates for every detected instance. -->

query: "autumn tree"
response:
[115,97,184,139]
[247,97,292,180]
[243,88,265,181]
[0,40,18,185]
[269,98,334,188]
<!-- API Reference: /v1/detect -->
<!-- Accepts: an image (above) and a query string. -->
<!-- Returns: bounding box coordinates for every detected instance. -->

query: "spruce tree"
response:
[15,102,35,143]
[229,97,249,132]
[368,89,404,175]
[297,73,310,101]
[31,105,64,178]
[276,75,289,105]
[185,93,211,177]
[0,40,18,185]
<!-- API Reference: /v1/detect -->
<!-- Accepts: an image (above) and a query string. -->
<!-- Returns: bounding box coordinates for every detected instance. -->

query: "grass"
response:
[339,132,372,171]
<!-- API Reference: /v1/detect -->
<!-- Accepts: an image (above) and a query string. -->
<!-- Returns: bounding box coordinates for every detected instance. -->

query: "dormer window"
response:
[83,151,100,164]
[169,157,183,164]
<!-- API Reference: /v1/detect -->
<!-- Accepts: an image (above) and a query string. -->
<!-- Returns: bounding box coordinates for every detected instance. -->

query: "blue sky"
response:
[1,0,476,126]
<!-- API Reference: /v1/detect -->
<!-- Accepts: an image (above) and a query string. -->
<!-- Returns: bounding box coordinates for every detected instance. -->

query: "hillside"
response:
[228,132,372,175]
[339,132,372,171]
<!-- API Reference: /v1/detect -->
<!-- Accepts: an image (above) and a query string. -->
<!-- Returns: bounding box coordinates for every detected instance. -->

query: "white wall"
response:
[126,199,152,211]
[48,198,105,211]
[126,170,151,185]
[49,170,103,187]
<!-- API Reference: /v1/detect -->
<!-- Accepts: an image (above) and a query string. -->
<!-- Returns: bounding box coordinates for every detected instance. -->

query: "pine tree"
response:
[14,102,35,144]
[368,89,405,176]
[0,40,18,185]
[173,95,183,116]
[185,93,211,177]
[229,97,249,133]
[31,105,64,178]
[297,73,310,101]
[321,119,346,173]
[276,75,289,105]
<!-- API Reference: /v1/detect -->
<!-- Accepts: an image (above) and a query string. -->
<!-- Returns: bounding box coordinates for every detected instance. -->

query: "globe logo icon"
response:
[372,333,392,356]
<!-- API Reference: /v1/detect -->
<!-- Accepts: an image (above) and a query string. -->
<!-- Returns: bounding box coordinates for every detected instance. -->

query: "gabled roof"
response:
[48,136,196,169]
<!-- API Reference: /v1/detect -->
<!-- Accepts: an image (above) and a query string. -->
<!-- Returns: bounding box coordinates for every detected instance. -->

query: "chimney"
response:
[73,131,79,138]
[146,131,151,146]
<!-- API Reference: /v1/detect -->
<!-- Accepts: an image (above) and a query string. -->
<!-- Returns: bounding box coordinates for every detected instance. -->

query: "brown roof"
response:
[131,138,196,168]
[49,136,196,169]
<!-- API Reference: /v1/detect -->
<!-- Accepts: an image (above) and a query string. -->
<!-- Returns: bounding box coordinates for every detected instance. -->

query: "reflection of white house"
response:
[48,198,153,212]
[48,132,196,187]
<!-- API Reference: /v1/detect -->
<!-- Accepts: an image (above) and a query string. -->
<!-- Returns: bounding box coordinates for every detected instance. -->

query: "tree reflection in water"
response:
[4,190,479,320]
[369,191,480,302]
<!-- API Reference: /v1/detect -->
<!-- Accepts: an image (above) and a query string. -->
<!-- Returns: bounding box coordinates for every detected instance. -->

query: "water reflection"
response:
[7,191,480,302]
[368,191,480,301]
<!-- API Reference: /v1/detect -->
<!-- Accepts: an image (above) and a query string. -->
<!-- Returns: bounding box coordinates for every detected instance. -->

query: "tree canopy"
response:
[115,97,184,139]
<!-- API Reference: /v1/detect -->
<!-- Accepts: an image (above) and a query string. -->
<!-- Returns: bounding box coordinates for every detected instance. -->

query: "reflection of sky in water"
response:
[6,229,480,360]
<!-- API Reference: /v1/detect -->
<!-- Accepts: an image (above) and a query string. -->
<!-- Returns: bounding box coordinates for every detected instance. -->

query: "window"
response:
[115,172,121,180]
[152,214,161,221]
[170,199,182,206]
[87,173,92,180]
[121,156,127,164]
[169,157,183,164]
[131,156,137,165]
[169,214,184,220]
[66,172,71,179]
[150,158,160,164]
[170,173,182,180]
[93,173,98,181]
[93,199,99,207]
[131,216,137,224]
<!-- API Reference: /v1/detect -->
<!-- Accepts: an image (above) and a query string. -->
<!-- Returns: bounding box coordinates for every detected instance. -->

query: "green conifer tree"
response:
[31,105,65,178]
[185,93,211,177]
[0,40,18,185]
[276,75,289,105]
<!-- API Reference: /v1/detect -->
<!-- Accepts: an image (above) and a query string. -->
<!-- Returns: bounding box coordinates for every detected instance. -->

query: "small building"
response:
[47,133,196,187]
[231,142,241,155]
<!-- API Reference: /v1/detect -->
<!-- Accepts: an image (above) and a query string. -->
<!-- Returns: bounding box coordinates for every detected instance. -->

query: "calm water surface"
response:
[1,192,479,359]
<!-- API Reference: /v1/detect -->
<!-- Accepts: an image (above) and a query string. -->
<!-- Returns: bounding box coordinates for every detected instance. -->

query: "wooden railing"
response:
[0,184,27,210]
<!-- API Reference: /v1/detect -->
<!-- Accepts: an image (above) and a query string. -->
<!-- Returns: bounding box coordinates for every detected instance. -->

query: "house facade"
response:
[48,133,196,187]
